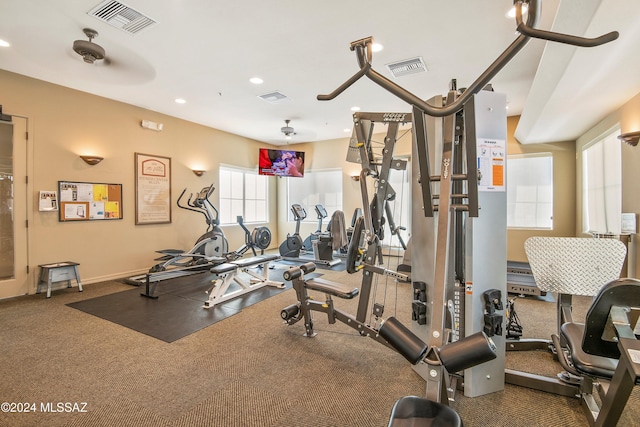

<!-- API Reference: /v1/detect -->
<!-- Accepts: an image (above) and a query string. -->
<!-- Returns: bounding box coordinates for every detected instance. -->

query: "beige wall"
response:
[0,69,278,296]
[4,65,638,299]
[507,116,577,261]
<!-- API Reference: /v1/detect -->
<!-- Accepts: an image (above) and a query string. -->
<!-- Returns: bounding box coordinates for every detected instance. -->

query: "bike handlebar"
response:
[317,0,618,117]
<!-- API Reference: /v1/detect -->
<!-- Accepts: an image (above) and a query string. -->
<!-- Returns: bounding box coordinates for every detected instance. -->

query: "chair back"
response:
[582,278,640,359]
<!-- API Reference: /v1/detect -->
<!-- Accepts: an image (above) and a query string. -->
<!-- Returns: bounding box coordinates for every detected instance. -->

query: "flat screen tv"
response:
[258,148,305,177]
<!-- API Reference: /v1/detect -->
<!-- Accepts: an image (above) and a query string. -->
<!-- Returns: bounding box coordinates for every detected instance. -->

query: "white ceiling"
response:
[0,0,638,146]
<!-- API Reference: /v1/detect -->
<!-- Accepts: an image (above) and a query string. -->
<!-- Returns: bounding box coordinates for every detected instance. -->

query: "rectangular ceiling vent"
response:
[386,57,427,78]
[88,0,157,34]
[258,91,289,104]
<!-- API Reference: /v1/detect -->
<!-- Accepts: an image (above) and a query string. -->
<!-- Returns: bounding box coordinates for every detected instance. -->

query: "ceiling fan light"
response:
[73,39,105,63]
[72,28,105,64]
[281,119,295,137]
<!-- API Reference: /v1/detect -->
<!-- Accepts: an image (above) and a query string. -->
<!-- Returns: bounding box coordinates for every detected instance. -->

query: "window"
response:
[506,153,553,229]
[218,165,268,225]
[582,129,621,234]
[287,169,342,222]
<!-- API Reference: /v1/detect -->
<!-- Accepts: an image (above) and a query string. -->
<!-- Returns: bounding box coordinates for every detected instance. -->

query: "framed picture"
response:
[135,152,172,225]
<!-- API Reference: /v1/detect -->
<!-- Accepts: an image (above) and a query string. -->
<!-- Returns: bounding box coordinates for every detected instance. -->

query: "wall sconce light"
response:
[351,175,360,182]
[80,155,104,165]
[618,131,640,147]
[192,170,206,177]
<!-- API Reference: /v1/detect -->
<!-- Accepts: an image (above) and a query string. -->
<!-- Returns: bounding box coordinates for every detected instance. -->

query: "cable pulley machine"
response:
[286,0,619,406]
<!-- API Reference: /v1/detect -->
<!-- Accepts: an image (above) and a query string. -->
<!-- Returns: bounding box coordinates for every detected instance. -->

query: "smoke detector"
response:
[73,28,106,64]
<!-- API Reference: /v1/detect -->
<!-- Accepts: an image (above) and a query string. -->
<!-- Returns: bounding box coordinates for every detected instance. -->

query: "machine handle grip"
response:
[316,0,618,117]
[514,1,618,47]
[317,63,370,101]
[516,23,618,47]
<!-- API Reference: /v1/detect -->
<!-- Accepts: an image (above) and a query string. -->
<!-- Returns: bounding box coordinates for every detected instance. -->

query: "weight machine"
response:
[282,0,619,408]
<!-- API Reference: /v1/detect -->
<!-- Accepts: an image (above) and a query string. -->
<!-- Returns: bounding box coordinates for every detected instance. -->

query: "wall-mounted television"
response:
[258,148,305,178]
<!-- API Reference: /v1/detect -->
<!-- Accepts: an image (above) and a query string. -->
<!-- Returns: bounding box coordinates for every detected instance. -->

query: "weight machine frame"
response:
[301,0,618,404]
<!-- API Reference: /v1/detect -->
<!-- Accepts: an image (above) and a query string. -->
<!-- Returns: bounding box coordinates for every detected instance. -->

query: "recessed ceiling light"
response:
[0,39,10,47]
[175,98,186,104]
[249,77,264,84]
[506,4,528,18]
[350,106,360,111]
[343,128,351,132]
[372,43,383,52]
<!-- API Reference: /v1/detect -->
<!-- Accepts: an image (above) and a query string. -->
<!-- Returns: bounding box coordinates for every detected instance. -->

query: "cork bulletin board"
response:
[58,181,123,222]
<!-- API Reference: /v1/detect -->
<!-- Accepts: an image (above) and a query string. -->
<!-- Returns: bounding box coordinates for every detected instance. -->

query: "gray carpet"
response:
[0,259,638,426]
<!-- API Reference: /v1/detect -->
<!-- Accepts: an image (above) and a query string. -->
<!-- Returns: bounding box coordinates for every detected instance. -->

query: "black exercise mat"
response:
[68,268,315,343]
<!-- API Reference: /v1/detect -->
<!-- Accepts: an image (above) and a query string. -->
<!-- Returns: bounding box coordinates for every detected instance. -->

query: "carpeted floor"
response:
[0,257,638,426]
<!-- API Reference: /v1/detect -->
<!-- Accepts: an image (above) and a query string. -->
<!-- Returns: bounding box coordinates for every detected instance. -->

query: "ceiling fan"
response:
[281,119,296,139]
[73,28,105,64]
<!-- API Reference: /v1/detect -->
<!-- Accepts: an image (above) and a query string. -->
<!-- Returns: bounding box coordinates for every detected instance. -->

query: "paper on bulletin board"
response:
[477,138,505,192]
[39,191,58,211]
[64,203,89,220]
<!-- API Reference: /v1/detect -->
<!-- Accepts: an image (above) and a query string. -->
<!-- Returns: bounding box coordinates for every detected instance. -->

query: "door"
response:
[0,116,29,298]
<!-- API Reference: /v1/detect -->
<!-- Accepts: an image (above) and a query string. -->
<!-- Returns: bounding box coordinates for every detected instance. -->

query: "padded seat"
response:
[560,322,618,379]
[306,278,359,299]
[232,254,279,267]
[388,396,462,427]
[210,263,238,274]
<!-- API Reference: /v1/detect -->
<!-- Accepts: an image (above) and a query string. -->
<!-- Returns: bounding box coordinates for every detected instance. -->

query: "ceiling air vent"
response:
[88,0,157,34]
[386,57,427,78]
[258,91,289,104]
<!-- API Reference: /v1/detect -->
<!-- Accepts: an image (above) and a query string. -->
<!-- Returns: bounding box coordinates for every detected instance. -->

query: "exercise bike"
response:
[278,204,306,258]
[279,204,341,267]
[150,184,228,272]
[302,204,328,252]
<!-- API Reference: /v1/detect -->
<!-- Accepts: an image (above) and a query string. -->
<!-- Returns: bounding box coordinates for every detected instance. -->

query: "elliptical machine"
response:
[279,204,306,257]
[150,184,228,272]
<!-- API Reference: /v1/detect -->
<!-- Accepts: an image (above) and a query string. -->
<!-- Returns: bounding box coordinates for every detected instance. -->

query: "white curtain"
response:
[287,169,343,223]
[583,131,621,234]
